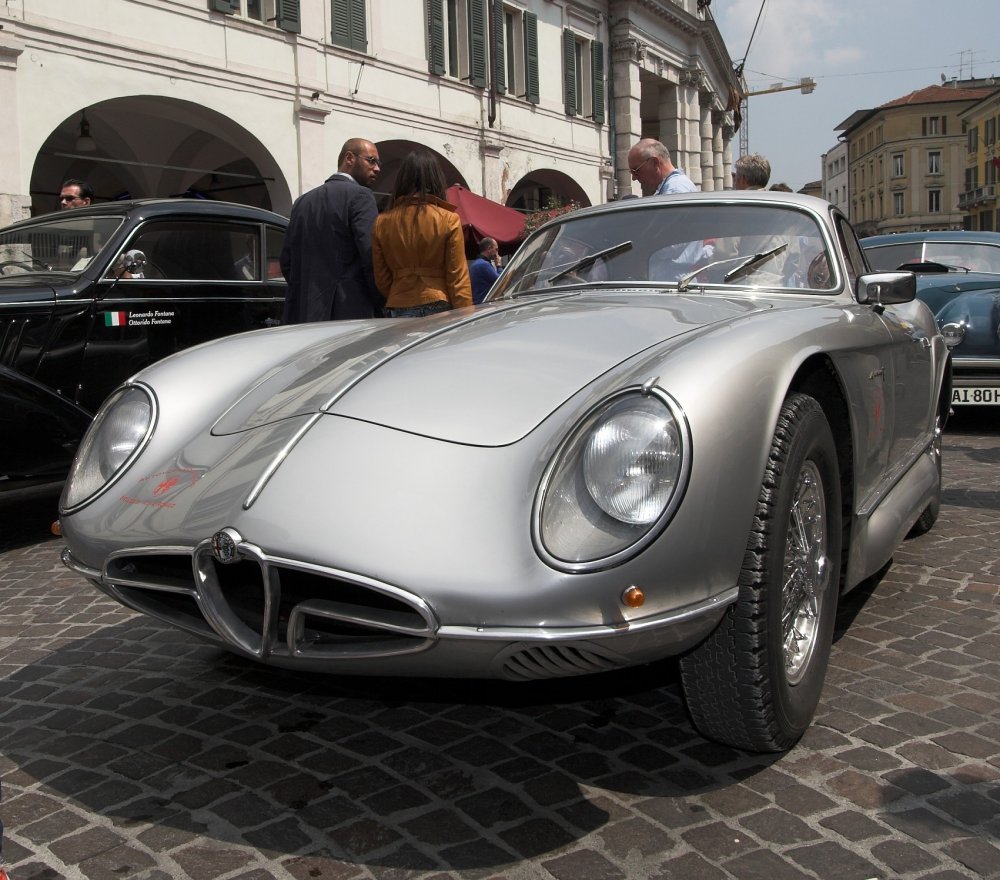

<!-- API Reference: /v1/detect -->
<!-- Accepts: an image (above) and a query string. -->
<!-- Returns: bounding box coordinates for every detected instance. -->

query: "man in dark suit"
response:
[281,138,384,322]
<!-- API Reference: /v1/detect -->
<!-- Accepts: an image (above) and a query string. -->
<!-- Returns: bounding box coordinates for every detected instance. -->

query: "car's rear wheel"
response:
[680,393,842,752]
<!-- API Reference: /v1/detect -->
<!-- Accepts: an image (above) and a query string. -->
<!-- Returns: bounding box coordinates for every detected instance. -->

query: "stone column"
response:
[293,95,331,197]
[0,30,26,227]
[612,38,644,199]
[700,103,714,191]
[480,137,504,203]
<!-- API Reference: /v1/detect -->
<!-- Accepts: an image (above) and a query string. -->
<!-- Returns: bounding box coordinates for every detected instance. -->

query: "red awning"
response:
[445,185,525,251]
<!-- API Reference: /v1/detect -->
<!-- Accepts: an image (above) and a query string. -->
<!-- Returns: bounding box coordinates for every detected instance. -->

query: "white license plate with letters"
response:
[952,387,1000,405]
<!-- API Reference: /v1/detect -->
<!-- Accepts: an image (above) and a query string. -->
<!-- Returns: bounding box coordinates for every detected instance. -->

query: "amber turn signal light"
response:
[622,585,645,608]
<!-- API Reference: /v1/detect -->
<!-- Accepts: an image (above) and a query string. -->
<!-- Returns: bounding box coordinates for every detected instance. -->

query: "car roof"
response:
[861,230,1000,246]
[3,198,287,230]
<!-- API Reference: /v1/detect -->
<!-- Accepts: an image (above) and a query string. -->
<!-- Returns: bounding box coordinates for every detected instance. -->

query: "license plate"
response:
[952,387,1000,405]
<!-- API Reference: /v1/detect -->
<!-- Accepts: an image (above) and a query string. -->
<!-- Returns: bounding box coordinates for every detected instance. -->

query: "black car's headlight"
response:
[535,388,690,571]
[61,385,155,512]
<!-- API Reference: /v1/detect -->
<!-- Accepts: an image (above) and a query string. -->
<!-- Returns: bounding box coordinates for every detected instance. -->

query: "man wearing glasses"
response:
[626,139,696,197]
[59,178,93,209]
[281,137,385,322]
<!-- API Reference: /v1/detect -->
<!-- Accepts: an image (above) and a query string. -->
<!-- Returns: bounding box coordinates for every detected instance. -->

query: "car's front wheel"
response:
[680,393,842,752]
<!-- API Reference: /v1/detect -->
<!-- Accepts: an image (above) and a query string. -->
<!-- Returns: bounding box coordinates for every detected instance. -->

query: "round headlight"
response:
[61,385,155,511]
[583,407,682,525]
[536,390,689,569]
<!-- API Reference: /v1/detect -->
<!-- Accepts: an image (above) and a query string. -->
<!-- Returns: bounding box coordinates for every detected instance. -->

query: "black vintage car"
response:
[1,199,287,496]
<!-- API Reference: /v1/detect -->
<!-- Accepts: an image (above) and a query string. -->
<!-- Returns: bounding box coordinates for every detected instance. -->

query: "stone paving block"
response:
[722,846,818,880]
[818,809,891,841]
[880,807,969,843]
[787,840,880,879]
[928,788,1000,825]
[870,838,941,874]
[46,826,127,865]
[649,851,728,880]
[942,835,1000,877]
[680,820,757,861]
[738,807,820,845]
[540,847,626,880]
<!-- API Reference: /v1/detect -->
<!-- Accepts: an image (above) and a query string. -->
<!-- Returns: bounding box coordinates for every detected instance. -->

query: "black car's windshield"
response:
[491,203,836,298]
[0,215,124,277]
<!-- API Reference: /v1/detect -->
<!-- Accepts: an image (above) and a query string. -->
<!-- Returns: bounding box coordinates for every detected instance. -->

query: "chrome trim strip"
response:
[437,587,737,641]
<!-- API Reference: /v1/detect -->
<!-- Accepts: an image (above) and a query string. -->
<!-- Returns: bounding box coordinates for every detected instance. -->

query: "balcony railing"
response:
[959,184,997,209]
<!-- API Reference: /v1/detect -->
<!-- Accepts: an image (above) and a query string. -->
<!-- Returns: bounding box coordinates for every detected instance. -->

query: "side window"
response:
[835,216,865,291]
[265,225,286,280]
[105,220,264,282]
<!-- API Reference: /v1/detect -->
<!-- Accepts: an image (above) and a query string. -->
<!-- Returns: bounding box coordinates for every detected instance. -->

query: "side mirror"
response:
[855,271,916,306]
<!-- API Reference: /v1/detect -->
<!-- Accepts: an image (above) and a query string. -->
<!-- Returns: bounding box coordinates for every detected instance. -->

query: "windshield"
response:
[0,215,124,277]
[491,203,837,298]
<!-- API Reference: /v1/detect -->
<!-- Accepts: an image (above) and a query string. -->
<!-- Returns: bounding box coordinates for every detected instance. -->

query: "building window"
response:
[209,0,300,32]
[427,0,486,87]
[968,126,979,154]
[986,158,998,186]
[494,7,538,103]
[928,151,941,175]
[562,30,605,122]
[985,117,997,146]
[922,115,946,136]
[928,189,941,213]
[332,0,366,50]
[894,192,904,215]
[892,153,903,177]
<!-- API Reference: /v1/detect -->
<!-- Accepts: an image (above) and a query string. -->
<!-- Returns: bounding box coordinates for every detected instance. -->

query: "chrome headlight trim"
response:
[60,383,157,513]
[534,386,691,573]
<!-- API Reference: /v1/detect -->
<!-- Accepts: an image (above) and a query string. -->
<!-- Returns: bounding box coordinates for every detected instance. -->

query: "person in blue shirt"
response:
[469,236,500,304]
[627,139,697,196]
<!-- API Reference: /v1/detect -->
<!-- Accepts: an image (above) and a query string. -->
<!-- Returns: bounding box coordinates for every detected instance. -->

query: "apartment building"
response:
[0,0,739,229]
[959,88,1000,230]
[835,82,996,236]
[820,140,848,212]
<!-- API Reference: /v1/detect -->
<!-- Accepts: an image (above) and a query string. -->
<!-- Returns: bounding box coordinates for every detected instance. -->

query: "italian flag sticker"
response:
[105,311,127,327]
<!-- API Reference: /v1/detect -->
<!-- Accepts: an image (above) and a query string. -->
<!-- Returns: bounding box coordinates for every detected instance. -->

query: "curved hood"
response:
[213,293,767,447]
[932,287,1000,358]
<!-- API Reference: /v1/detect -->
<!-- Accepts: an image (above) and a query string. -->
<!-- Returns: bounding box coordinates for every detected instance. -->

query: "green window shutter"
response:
[493,1,505,95]
[468,0,487,88]
[276,0,301,33]
[523,12,538,104]
[563,29,577,117]
[209,0,239,13]
[331,0,367,51]
[427,0,445,76]
[591,40,605,123]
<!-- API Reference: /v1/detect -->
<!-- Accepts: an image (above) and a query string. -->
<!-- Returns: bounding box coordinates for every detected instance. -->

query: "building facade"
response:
[835,83,996,237]
[0,0,739,229]
[820,140,848,212]
[959,88,1000,231]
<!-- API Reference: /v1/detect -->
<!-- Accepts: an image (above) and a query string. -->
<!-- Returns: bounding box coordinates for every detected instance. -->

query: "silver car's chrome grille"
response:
[102,542,437,662]
[497,643,628,681]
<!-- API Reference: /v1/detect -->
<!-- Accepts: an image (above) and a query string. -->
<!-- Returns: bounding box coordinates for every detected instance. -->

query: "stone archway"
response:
[30,96,291,217]
[507,169,591,213]
[368,139,469,212]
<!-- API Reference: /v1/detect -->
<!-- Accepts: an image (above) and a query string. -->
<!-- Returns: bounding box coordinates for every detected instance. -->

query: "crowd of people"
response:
[60,137,784,322]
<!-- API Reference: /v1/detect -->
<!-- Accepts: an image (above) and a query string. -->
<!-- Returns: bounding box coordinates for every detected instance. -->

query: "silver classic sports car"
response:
[59,192,952,753]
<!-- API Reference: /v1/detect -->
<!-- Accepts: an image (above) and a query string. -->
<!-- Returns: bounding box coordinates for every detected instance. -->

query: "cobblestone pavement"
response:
[1,413,998,880]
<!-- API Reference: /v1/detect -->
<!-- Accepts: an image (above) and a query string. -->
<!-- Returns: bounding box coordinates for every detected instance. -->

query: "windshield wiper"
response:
[547,240,633,285]
[722,244,788,283]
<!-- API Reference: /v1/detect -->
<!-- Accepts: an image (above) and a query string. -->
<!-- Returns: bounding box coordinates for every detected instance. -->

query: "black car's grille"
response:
[103,544,436,661]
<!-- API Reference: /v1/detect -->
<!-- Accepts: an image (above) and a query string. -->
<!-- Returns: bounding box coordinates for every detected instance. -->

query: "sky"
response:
[712,0,1000,191]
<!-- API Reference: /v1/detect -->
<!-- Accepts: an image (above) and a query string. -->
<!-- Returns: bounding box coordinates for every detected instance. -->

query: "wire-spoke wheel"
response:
[680,393,842,752]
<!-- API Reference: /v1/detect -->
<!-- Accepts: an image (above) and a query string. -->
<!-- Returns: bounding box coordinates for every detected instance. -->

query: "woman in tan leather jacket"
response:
[372,151,473,317]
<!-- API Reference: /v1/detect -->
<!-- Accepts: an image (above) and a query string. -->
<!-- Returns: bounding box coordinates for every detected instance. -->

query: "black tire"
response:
[680,393,842,752]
